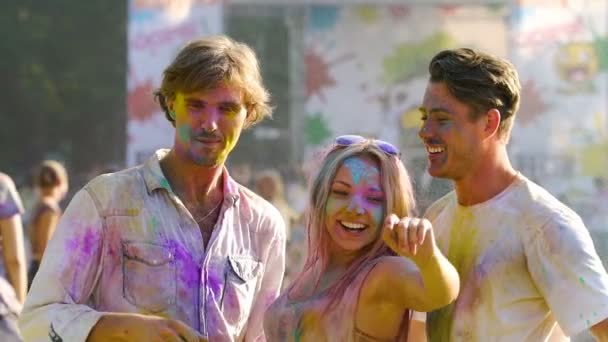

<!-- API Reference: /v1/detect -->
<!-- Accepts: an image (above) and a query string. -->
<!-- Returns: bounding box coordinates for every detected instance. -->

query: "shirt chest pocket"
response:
[122,241,176,313]
[220,255,263,331]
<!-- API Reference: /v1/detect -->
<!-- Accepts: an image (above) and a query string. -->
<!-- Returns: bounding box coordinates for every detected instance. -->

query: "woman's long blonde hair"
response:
[288,140,416,312]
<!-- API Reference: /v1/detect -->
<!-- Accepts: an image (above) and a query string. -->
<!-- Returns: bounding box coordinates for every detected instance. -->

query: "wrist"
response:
[410,248,441,268]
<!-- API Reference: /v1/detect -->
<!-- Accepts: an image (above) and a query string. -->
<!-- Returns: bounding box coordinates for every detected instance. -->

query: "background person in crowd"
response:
[255,169,302,288]
[27,160,69,287]
[255,169,300,241]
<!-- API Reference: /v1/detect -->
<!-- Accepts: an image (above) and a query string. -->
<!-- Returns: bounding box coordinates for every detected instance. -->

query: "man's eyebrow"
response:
[419,106,451,115]
[185,98,205,104]
[183,98,242,107]
[219,100,242,107]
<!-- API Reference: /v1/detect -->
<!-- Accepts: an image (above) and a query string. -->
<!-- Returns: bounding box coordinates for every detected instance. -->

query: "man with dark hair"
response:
[20,35,286,342]
[418,48,608,341]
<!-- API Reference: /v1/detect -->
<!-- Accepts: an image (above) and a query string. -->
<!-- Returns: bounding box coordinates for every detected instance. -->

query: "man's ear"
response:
[484,108,501,139]
[166,97,175,113]
[166,97,176,120]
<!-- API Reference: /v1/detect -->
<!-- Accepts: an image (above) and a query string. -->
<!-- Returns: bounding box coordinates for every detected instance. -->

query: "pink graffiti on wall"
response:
[514,17,584,46]
[305,49,355,102]
[130,22,198,52]
[128,78,158,123]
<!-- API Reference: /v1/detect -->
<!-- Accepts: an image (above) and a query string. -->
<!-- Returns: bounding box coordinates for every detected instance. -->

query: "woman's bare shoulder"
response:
[360,256,419,303]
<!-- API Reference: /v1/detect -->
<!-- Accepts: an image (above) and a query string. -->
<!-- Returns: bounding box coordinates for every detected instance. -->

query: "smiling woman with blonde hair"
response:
[264,135,459,341]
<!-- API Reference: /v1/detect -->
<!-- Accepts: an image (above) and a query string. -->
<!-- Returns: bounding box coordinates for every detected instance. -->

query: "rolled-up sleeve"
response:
[245,214,286,342]
[19,189,105,341]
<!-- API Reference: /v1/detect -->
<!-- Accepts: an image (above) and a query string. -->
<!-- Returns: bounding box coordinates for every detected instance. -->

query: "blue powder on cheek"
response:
[177,124,191,143]
[372,207,384,227]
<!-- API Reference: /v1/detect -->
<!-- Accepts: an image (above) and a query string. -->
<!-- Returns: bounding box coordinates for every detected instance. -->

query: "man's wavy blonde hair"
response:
[155,35,272,128]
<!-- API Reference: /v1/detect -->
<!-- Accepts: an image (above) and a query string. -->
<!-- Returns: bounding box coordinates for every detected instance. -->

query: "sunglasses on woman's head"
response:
[334,135,401,157]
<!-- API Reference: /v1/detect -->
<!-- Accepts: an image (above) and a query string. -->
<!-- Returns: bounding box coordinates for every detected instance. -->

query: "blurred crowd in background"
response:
[2,1,608,340]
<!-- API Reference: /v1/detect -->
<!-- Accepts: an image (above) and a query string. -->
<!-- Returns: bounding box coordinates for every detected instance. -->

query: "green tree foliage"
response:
[0,1,126,188]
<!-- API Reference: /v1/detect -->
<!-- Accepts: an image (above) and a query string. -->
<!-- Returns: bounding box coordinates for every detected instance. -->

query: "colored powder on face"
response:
[371,205,384,228]
[343,158,379,185]
[346,194,366,213]
[325,197,340,217]
[327,158,385,228]
[177,124,191,143]
[579,276,586,285]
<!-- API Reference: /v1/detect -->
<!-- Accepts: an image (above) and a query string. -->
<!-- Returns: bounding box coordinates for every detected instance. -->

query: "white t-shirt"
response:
[424,174,608,341]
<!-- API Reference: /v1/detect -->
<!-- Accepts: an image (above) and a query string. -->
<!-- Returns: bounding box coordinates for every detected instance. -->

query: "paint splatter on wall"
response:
[302,4,508,156]
[510,2,608,244]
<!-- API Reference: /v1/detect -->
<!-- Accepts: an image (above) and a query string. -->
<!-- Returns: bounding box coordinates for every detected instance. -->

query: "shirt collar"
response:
[142,149,240,206]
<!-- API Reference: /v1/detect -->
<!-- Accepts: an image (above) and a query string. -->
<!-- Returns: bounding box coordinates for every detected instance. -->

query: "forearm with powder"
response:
[413,250,459,311]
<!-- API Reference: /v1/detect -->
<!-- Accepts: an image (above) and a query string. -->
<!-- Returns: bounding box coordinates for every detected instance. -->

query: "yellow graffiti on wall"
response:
[555,41,598,93]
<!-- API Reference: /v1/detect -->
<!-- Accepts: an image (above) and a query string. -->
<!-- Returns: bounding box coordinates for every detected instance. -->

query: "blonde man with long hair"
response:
[264,135,459,341]
[20,35,285,342]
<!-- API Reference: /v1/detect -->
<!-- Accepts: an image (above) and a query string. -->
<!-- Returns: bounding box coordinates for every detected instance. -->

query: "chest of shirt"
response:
[432,206,531,288]
[89,200,267,330]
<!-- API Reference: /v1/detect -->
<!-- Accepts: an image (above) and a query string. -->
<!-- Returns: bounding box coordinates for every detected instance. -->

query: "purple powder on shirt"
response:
[64,227,102,299]
[65,226,101,257]
[163,239,201,289]
[207,269,223,297]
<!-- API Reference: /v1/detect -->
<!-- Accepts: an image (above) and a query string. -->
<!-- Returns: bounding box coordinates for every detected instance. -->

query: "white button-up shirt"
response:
[19,149,286,341]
